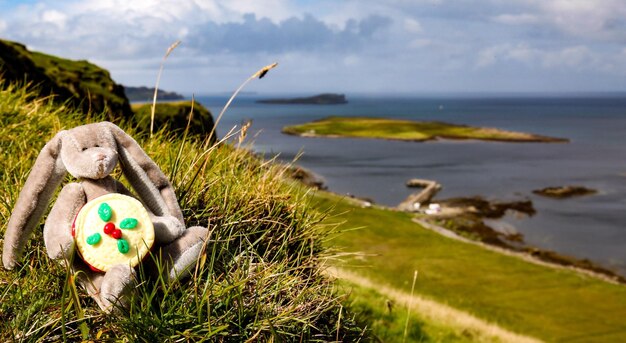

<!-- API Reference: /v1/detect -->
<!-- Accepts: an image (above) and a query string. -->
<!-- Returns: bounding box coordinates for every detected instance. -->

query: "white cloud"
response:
[403,18,422,33]
[504,0,626,42]
[476,43,601,71]
[2,0,626,92]
[41,10,67,28]
[476,45,506,68]
[541,45,594,68]
[508,43,541,63]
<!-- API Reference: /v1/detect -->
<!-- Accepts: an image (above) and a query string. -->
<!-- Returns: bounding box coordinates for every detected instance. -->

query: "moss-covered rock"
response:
[0,39,132,119]
[131,101,216,142]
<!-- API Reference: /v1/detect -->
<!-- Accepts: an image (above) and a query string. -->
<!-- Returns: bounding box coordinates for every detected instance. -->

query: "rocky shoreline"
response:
[396,181,622,283]
[288,166,624,284]
[419,196,624,283]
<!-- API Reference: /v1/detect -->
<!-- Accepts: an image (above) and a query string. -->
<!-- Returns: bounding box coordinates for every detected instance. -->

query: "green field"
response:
[314,192,626,342]
[283,116,568,143]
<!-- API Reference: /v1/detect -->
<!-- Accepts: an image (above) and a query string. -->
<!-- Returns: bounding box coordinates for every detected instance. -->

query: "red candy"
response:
[104,223,115,235]
[111,228,122,239]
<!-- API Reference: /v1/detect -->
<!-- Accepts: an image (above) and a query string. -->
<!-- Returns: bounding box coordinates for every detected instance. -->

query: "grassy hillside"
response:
[283,116,568,143]
[0,82,364,341]
[131,101,216,140]
[315,192,626,342]
[0,39,131,119]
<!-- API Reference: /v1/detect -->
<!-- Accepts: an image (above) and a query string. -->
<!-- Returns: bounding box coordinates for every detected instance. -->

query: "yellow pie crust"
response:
[73,193,154,271]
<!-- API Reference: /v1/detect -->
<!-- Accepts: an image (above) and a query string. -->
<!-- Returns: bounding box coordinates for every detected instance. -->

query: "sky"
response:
[1,0,626,95]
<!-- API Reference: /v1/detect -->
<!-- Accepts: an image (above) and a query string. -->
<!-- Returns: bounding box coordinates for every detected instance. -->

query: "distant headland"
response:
[257,93,347,105]
[125,86,184,102]
[282,116,569,143]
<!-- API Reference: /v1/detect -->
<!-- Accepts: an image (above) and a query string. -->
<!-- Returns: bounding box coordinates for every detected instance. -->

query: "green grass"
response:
[283,116,568,143]
[0,82,365,341]
[314,192,626,342]
[131,101,216,138]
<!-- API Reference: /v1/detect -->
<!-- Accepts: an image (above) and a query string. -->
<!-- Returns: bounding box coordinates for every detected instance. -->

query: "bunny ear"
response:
[103,122,184,224]
[3,131,67,269]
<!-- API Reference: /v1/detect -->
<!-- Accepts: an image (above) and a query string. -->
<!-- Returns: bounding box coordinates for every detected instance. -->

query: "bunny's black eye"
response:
[82,147,87,151]
[95,144,100,148]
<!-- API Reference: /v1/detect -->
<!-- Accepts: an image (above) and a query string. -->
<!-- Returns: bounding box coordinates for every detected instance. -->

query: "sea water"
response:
[196,94,626,276]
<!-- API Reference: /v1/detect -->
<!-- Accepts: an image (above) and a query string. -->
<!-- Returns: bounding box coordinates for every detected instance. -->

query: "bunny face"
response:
[60,126,119,179]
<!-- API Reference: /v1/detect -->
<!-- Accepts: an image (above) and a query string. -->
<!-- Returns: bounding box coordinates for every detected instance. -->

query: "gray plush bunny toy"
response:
[2,122,208,311]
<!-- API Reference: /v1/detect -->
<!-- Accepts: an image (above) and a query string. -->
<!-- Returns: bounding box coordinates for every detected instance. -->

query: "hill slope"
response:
[0,82,364,341]
[131,101,216,140]
[0,39,132,119]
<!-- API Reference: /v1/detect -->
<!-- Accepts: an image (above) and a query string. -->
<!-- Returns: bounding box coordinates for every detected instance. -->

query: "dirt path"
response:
[328,267,543,343]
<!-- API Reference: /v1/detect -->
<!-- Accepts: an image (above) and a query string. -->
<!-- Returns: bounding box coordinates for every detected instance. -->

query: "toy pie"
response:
[73,193,155,272]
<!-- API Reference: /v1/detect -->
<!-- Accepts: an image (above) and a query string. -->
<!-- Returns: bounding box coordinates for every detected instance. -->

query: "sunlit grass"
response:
[0,82,365,341]
[283,116,568,143]
[315,191,626,342]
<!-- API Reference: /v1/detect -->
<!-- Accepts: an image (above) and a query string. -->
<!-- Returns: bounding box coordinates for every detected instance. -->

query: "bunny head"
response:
[2,122,183,269]
[59,124,119,180]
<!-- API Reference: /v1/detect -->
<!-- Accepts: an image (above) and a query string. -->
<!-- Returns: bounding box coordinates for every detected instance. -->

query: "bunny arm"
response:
[112,179,184,244]
[103,122,184,225]
[97,263,136,312]
[3,133,66,269]
[43,183,86,260]
[150,225,209,282]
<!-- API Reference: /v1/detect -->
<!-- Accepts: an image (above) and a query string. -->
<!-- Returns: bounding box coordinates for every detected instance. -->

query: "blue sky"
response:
[1,0,625,94]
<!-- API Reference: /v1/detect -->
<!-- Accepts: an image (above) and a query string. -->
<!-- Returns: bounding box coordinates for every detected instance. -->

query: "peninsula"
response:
[282,116,568,143]
[257,93,347,105]
[125,86,185,102]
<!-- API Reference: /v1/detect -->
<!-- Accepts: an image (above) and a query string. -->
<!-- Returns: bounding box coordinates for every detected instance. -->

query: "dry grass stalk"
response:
[150,40,182,137]
[206,62,278,147]
[403,270,418,343]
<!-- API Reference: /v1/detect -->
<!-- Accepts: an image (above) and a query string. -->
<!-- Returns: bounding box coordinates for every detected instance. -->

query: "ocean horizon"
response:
[189,93,626,276]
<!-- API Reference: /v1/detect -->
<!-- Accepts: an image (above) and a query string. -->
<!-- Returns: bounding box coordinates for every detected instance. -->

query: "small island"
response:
[533,186,597,198]
[125,86,185,102]
[282,116,569,143]
[257,93,347,105]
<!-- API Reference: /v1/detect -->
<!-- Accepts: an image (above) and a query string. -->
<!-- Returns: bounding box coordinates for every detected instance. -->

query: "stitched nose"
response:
[96,154,106,161]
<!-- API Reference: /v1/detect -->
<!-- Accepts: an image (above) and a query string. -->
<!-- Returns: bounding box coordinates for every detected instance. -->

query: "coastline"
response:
[315,187,626,342]
[415,218,624,285]
[289,167,625,285]
[365,191,623,284]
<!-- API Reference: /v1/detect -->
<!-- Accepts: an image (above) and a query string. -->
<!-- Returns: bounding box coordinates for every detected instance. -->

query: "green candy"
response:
[98,203,112,222]
[117,239,130,254]
[120,218,138,229]
[86,233,101,245]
